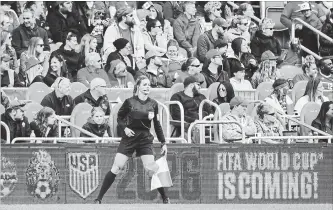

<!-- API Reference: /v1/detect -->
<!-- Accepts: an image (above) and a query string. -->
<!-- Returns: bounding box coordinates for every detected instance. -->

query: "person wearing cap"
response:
[170,75,213,134]
[103,6,145,60]
[174,57,206,88]
[41,77,75,116]
[173,2,200,57]
[47,1,87,43]
[229,60,253,91]
[107,59,135,88]
[77,52,111,88]
[221,96,256,141]
[202,49,229,87]
[12,8,50,58]
[251,50,279,89]
[293,55,318,85]
[197,17,230,63]
[250,18,282,62]
[1,100,31,143]
[264,79,294,115]
[227,15,251,43]
[142,19,168,55]
[137,51,172,88]
[320,10,333,56]
[74,78,111,115]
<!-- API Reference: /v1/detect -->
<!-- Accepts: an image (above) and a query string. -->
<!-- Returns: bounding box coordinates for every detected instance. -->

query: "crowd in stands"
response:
[1,1,333,144]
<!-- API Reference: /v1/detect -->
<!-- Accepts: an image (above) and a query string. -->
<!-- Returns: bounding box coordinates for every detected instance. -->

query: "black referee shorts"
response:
[117,129,154,157]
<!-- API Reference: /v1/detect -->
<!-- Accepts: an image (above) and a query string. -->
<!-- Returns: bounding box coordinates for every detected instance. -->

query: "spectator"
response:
[317,2,333,17]
[105,38,135,77]
[250,18,281,62]
[174,57,206,88]
[297,2,323,56]
[202,49,229,87]
[43,53,69,87]
[173,2,200,57]
[163,1,183,26]
[0,30,18,73]
[255,102,285,142]
[317,57,333,84]
[76,34,99,58]
[204,1,222,22]
[280,38,302,67]
[265,79,293,115]
[19,37,50,86]
[312,101,333,135]
[236,3,258,41]
[320,12,333,56]
[229,37,258,80]
[30,107,58,138]
[12,8,50,57]
[0,13,11,31]
[1,54,23,87]
[221,96,256,141]
[47,1,87,43]
[170,76,213,133]
[41,77,75,116]
[77,52,111,88]
[293,55,317,85]
[230,60,253,91]
[197,17,229,63]
[21,1,46,28]
[108,59,135,88]
[221,2,234,24]
[294,77,329,115]
[81,107,112,138]
[103,6,144,60]
[162,39,187,78]
[214,39,231,77]
[136,51,172,88]
[74,78,110,115]
[213,81,235,105]
[142,19,168,55]
[251,50,278,89]
[1,100,31,143]
[196,7,210,33]
[227,15,251,43]
[51,31,84,82]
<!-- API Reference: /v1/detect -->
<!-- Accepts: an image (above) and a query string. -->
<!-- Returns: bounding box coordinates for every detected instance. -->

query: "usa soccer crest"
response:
[0,156,17,197]
[26,150,60,199]
[68,152,99,199]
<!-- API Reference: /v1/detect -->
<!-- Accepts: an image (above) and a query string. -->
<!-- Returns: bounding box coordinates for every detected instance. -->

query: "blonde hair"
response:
[27,37,43,58]
[133,75,149,96]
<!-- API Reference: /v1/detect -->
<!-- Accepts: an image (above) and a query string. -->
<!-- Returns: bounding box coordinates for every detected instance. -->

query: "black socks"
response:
[96,171,116,201]
[157,187,167,200]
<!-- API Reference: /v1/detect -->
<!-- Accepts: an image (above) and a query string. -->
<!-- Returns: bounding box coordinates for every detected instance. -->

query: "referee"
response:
[95,76,170,204]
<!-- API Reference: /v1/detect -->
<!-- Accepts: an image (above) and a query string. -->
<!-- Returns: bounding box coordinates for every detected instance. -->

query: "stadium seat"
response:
[0,104,5,115]
[69,82,88,99]
[300,102,321,136]
[279,65,303,79]
[70,103,93,137]
[205,82,220,101]
[292,80,307,104]
[109,102,123,137]
[256,82,273,100]
[25,102,43,122]
[1,88,28,100]
[27,82,52,103]
[213,103,230,143]
[168,83,184,100]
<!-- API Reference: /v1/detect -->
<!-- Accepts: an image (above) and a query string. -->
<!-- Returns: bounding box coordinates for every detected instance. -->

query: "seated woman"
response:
[213,81,235,105]
[312,101,333,135]
[30,107,58,138]
[294,77,329,115]
[162,39,187,78]
[81,107,112,138]
[142,19,168,55]
[20,37,49,86]
[235,3,258,41]
[255,102,285,143]
[43,53,69,87]
[229,60,253,91]
[108,59,135,88]
[265,79,293,115]
[174,57,206,88]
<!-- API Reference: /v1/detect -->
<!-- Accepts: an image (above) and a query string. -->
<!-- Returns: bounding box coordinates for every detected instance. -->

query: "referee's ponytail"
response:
[133,75,149,96]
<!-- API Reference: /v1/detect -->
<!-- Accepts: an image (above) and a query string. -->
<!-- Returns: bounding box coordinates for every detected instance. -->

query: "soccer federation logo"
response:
[0,156,18,197]
[26,150,60,200]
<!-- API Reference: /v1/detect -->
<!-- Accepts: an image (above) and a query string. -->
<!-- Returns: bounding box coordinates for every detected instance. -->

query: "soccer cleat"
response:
[94,199,101,204]
[163,197,170,204]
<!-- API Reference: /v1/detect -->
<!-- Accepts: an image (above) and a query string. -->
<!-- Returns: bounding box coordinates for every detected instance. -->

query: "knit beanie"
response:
[113,38,129,51]
[231,37,245,55]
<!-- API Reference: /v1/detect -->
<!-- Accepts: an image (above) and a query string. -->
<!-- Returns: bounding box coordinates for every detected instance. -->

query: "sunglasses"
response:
[155,25,162,28]
[267,112,275,116]
[127,14,133,17]
[216,8,221,11]
[219,88,226,92]
[191,64,201,67]
[222,26,228,30]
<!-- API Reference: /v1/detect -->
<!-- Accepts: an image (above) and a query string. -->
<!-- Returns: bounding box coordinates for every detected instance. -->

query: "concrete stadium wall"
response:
[1,144,332,204]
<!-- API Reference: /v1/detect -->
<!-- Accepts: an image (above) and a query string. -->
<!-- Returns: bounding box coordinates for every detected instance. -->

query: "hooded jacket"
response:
[80,117,111,137]
[1,112,31,142]
[173,13,201,51]
[74,89,111,115]
[12,24,50,57]
[197,30,216,63]
[250,30,282,62]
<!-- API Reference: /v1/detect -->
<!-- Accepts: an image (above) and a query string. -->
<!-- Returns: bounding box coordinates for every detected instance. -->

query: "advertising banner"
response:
[1,144,332,204]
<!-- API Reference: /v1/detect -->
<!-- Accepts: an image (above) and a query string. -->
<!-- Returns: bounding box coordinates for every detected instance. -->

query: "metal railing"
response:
[248,136,332,144]
[1,122,11,144]
[291,18,333,60]
[164,101,185,141]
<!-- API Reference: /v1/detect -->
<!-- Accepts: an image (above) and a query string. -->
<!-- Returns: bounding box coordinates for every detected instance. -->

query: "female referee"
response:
[95,75,170,204]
